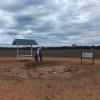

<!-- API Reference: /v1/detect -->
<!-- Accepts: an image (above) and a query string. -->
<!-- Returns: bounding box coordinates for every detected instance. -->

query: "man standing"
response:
[37,47,43,62]
[33,48,38,63]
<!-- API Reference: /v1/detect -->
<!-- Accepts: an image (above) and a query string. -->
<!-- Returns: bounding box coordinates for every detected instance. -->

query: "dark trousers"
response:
[34,54,43,63]
[39,53,43,62]
[34,55,38,62]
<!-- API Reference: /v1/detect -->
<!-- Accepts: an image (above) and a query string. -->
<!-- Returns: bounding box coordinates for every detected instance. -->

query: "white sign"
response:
[82,52,93,58]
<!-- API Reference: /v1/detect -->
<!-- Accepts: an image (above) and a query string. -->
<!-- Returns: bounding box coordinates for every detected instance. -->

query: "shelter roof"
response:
[12,39,38,45]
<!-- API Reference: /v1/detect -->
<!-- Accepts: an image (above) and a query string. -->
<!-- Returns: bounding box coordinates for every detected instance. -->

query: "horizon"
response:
[0,44,99,48]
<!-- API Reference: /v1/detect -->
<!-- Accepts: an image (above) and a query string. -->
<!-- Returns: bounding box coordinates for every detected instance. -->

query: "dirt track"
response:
[0,57,100,100]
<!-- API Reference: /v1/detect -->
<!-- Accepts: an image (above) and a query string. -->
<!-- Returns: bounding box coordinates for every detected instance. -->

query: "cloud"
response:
[0,0,46,12]
[0,0,100,46]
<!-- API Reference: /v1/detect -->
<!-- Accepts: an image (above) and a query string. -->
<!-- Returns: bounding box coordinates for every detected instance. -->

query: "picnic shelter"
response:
[12,39,38,60]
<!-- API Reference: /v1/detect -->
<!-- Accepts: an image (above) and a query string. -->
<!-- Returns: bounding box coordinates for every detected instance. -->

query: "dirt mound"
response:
[0,61,78,80]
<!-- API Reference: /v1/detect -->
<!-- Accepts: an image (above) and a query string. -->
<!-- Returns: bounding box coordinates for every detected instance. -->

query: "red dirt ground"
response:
[0,57,100,100]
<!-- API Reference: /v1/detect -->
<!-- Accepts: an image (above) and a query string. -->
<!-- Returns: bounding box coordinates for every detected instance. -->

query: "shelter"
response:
[13,39,38,60]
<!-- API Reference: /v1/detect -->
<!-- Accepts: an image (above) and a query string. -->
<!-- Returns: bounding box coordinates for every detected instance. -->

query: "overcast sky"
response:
[0,0,100,46]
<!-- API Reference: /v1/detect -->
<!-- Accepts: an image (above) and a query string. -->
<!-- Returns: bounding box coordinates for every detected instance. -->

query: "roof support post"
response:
[31,45,32,56]
[17,45,19,59]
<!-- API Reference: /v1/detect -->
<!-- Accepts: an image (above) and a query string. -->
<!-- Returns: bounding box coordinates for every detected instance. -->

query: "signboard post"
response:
[81,51,94,64]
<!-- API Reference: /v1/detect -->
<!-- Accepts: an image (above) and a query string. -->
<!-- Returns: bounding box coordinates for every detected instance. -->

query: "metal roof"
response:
[12,39,38,45]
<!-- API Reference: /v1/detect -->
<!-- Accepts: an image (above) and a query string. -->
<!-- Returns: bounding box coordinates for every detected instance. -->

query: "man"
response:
[33,48,38,63]
[37,47,43,62]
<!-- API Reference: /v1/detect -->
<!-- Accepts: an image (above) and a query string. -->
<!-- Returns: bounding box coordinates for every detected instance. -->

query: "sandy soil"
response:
[0,57,100,100]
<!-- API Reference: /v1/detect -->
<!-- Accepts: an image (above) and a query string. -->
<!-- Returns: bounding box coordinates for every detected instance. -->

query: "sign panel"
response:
[82,52,93,58]
[81,51,94,64]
